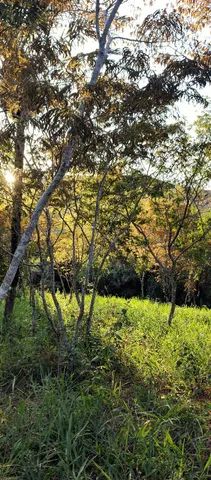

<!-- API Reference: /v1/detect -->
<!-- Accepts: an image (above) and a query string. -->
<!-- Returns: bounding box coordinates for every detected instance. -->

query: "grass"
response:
[0,294,210,479]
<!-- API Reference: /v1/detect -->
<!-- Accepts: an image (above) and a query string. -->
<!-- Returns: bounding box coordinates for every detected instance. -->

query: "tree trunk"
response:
[141,271,145,298]
[168,277,177,326]
[45,209,71,354]
[36,225,58,337]
[3,116,25,324]
[85,240,116,336]
[86,286,97,337]
[73,170,108,341]
[72,286,85,345]
[30,284,37,335]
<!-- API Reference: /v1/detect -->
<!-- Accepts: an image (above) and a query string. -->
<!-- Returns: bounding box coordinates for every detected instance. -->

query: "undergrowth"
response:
[0,294,210,479]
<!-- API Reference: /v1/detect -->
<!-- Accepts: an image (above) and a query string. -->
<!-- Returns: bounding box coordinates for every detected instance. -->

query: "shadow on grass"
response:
[0,303,210,480]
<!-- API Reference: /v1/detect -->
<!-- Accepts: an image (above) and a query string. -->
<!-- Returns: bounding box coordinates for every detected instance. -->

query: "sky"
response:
[67,0,210,125]
[118,0,210,123]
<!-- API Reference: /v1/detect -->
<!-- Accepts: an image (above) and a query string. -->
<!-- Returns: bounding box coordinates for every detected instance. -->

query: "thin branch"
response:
[133,221,164,269]
[95,0,101,41]
[103,0,124,41]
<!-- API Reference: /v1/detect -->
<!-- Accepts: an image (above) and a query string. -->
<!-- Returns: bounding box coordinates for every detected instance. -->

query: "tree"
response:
[0,0,210,306]
[0,0,72,321]
[0,0,126,302]
[131,131,211,324]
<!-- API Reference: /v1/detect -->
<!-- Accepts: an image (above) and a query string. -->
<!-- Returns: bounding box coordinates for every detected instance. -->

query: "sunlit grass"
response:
[0,295,210,479]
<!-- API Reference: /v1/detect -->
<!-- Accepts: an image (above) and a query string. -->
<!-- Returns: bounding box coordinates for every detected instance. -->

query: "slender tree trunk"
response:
[73,173,107,342]
[36,225,58,337]
[184,290,189,306]
[86,286,98,337]
[55,262,66,297]
[31,287,36,335]
[168,276,177,326]
[141,271,145,298]
[73,289,85,342]
[45,209,70,354]
[29,269,37,335]
[3,116,25,324]
[86,239,116,336]
[71,222,82,307]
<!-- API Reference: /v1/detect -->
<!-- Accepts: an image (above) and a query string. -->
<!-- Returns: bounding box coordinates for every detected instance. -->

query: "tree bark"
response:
[30,282,37,335]
[86,239,116,336]
[3,116,25,323]
[168,276,177,326]
[141,271,145,298]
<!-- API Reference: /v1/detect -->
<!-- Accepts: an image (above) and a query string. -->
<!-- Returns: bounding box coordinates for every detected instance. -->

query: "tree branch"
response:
[95,0,101,41]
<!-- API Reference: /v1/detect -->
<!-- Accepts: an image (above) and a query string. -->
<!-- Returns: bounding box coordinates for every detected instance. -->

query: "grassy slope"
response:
[0,295,210,479]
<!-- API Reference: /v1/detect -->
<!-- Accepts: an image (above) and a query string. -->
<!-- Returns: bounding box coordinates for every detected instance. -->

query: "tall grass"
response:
[0,295,210,479]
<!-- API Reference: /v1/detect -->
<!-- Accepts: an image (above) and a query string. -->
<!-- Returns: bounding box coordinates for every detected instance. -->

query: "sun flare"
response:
[4,170,15,186]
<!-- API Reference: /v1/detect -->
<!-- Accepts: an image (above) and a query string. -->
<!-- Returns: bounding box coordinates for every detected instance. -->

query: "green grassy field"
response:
[0,295,210,479]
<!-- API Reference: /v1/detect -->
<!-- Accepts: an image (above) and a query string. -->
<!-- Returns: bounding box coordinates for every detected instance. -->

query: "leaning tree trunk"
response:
[3,115,25,324]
